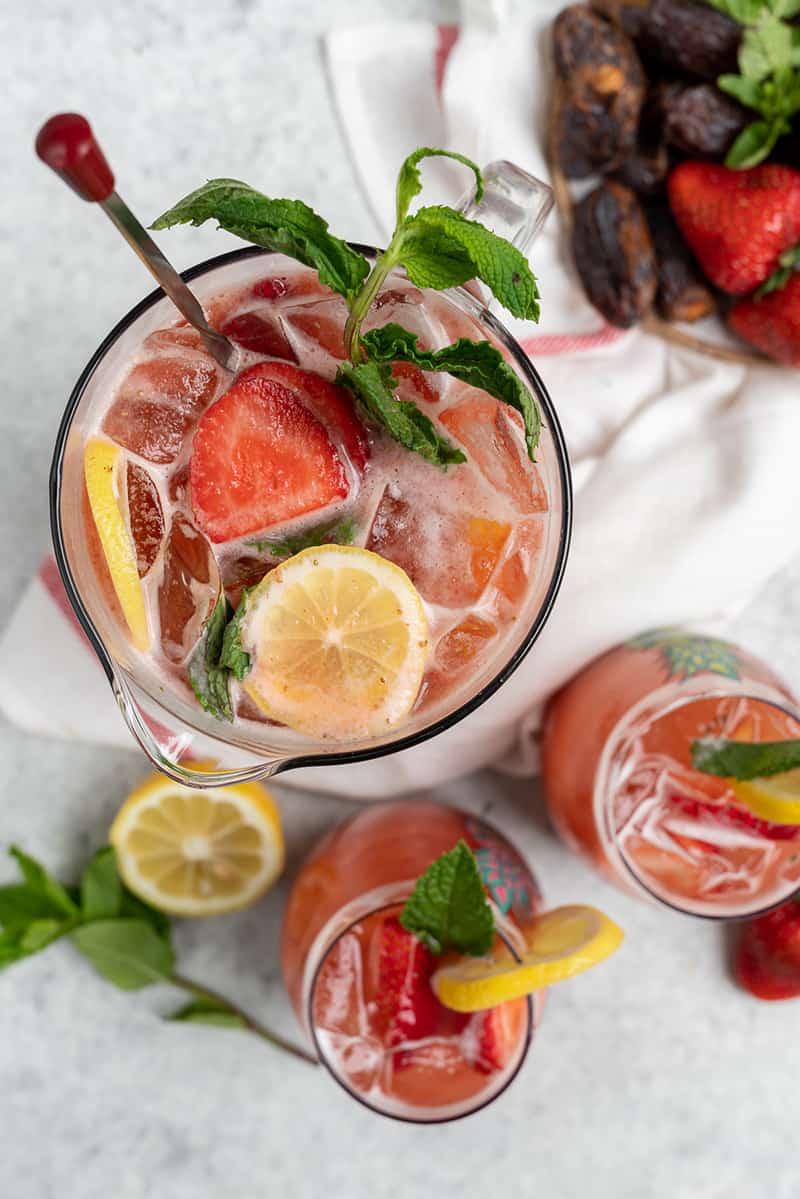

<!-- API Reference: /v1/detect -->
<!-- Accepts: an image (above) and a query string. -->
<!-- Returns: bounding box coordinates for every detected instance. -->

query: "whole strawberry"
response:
[729,271,800,366]
[735,897,800,1001]
[668,162,800,295]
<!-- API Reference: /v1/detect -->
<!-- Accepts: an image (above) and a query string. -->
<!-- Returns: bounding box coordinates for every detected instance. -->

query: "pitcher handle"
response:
[456,160,554,258]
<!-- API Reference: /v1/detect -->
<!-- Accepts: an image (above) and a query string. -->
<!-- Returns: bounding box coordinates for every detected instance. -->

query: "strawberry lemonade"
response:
[73,254,564,749]
[541,632,800,917]
[281,801,540,1121]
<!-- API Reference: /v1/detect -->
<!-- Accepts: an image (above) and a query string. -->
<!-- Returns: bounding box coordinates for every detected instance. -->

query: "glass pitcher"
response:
[50,161,571,789]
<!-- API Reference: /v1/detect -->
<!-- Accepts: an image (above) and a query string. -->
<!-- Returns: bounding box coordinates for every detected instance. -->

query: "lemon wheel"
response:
[731,770,800,825]
[432,905,624,1013]
[110,773,285,916]
[241,544,429,740]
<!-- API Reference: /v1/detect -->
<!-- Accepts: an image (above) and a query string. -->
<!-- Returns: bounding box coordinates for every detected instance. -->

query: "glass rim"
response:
[593,680,800,922]
[49,243,573,778]
[305,898,535,1124]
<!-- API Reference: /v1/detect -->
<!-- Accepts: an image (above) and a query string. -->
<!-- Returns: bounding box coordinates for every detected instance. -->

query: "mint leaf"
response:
[248,517,356,558]
[0,884,70,933]
[71,918,174,991]
[152,181,369,302]
[19,918,68,953]
[337,360,466,467]
[219,589,254,680]
[396,207,540,321]
[725,118,783,166]
[119,887,172,943]
[9,847,78,918]
[400,840,494,956]
[704,0,768,21]
[168,998,246,1028]
[691,737,800,779]
[0,931,28,970]
[189,595,233,721]
[396,149,483,224]
[80,847,123,921]
[717,73,765,108]
[362,324,541,460]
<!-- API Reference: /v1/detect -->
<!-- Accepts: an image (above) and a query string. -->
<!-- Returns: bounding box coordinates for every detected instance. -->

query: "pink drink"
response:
[81,263,554,736]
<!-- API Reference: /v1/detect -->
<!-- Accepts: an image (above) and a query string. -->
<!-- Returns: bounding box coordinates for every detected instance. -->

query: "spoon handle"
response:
[36,114,237,371]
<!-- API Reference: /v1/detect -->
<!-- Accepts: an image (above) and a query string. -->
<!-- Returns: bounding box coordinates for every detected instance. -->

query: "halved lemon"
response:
[109,773,285,916]
[83,437,149,651]
[432,905,624,1013]
[241,544,428,740]
[731,770,800,825]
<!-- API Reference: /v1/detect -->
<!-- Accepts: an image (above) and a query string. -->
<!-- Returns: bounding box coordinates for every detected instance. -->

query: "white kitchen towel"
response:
[2,0,799,798]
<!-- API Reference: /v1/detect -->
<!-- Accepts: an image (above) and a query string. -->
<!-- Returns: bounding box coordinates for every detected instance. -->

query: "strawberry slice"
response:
[669,792,800,844]
[468,1001,525,1073]
[249,361,369,473]
[219,312,298,362]
[190,367,349,543]
[374,918,440,1048]
[735,899,800,1001]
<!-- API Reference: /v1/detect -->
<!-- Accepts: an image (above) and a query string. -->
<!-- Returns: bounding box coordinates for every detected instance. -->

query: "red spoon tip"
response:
[36,113,115,203]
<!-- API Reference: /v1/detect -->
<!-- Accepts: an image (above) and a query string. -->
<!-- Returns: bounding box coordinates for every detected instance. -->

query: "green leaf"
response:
[188,595,234,722]
[717,73,765,110]
[704,0,768,22]
[691,738,800,779]
[0,884,70,933]
[0,931,28,971]
[80,846,122,921]
[337,360,466,467]
[219,589,254,681]
[168,998,246,1029]
[9,848,78,918]
[396,206,540,321]
[19,919,68,953]
[152,180,369,302]
[396,148,483,224]
[71,919,175,991]
[725,118,782,166]
[400,840,495,956]
[755,242,800,296]
[362,324,542,460]
[118,888,172,943]
[248,517,356,558]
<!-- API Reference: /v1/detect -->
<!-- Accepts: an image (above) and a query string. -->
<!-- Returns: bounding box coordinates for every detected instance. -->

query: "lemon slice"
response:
[731,770,800,825]
[84,437,149,651]
[432,906,624,1013]
[109,773,285,916]
[241,544,428,740]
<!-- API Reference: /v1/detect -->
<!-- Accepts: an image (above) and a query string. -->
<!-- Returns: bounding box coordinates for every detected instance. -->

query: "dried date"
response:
[638,0,741,81]
[663,84,748,157]
[553,6,646,178]
[646,202,716,323]
[616,140,669,194]
[572,181,657,327]
[589,0,650,40]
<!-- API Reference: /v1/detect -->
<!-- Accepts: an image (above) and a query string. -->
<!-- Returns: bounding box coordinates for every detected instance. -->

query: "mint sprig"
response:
[188,595,234,721]
[153,146,543,465]
[362,325,542,460]
[691,737,800,779]
[152,181,369,301]
[708,1,800,168]
[399,840,494,956]
[337,360,466,467]
[754,243,800,297]
[0,845,315,1063]
[247,516,356,559]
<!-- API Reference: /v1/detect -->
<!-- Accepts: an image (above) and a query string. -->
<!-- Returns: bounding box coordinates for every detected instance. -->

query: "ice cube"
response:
[220,311,297,362]
[435,615,498,674]
[104,357,219,464]
[312,932,367,1037]
[367,489,510,608]
[126,461,164,577]
[282,296,349,362]
[440,390,548,515]
[157,515,220,663]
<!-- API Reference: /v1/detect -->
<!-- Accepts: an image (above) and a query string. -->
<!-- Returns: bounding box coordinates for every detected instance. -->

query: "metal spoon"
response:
[35,113,237,371]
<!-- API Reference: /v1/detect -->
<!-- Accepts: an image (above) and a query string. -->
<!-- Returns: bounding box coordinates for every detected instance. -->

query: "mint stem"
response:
[343,245,400,362]
[169,972,318,1066]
